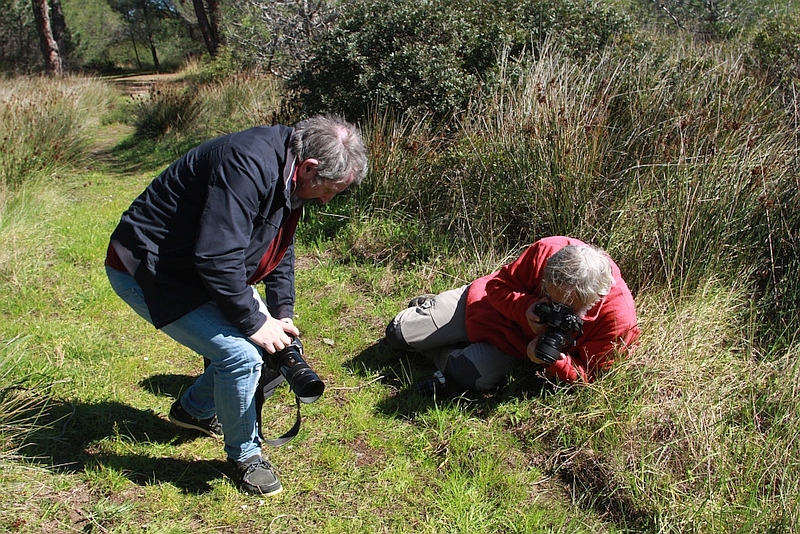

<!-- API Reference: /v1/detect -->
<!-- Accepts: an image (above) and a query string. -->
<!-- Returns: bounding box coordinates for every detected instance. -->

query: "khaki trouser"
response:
[387,285,517,390]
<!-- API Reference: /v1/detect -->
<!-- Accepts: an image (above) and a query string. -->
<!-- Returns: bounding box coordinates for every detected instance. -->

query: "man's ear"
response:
[300,158,319,174]
[295,158,319,185]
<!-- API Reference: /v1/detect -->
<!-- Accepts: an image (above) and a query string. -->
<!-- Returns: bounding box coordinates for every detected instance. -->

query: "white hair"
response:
[543,244,614,309]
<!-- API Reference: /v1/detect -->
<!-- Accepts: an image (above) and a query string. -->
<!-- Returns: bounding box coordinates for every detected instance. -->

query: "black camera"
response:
[265,337,325,403]
[533,301,583,365]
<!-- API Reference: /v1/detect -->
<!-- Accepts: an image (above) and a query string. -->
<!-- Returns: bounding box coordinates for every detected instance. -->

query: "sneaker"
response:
[168,400,222,438]
[408,294,436,308]
[414,370,450,396]
[231,455,283,496]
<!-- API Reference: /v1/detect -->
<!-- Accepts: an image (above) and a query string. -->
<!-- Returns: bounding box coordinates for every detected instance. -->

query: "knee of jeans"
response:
[384,318,412,351]
[215,342,264,375]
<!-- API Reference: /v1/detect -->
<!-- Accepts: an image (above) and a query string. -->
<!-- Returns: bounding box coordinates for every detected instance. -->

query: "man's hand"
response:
[249,315,300,353]
[525,302,548,337]
[526,337,563,366]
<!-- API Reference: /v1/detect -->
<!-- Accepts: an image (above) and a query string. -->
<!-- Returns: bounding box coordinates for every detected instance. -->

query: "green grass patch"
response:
[1,52,799,533]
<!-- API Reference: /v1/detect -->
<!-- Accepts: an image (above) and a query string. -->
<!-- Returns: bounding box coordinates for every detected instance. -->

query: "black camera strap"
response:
[207,351,319,447]
[254,369,307,448]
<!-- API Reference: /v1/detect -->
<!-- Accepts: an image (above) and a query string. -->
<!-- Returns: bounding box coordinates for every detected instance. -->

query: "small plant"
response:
[0,337,49,462]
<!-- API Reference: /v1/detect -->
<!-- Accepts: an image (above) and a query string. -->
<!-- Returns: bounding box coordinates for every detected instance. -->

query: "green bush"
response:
[289,0,481,120]
[750,13,800,92]
[289,0,631,120]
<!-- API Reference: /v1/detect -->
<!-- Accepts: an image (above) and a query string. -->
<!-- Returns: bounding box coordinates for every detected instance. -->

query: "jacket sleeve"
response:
[193,146,273,336]
[547,297,641,383]
[262,242,295,319]
[484,241,553,337]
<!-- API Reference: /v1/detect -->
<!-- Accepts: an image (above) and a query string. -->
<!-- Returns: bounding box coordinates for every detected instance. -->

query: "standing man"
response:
[385,236,640,391]
[105,115,368,495]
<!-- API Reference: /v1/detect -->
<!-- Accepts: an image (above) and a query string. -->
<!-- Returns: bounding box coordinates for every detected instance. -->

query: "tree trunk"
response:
[139,0,159,71]
[206,0,221,45]
[31,0,63,74]
[129,25,142,70]
[192,0,217,56]
[48,0,68,63]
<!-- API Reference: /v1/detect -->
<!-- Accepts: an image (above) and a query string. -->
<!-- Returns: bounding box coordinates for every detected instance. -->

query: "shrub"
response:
[750,13,800,95]
[289,0,481,120]
[289,0,632,120]
[130,84,202,140]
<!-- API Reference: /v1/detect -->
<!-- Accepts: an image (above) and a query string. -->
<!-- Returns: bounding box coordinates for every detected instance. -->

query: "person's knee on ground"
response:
[384,315,413,351]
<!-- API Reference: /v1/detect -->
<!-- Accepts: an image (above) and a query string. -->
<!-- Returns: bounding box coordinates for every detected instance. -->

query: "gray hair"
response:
[543,244,614,310]
[291,114,368,185]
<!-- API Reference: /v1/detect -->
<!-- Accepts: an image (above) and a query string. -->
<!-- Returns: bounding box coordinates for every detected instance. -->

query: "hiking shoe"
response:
[168,400,222,438]
[414,370,450,396]
[231,455,283,496]
[408,294,436,308]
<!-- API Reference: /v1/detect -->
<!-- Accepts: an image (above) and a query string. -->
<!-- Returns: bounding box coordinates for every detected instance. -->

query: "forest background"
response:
[2,0,800,532]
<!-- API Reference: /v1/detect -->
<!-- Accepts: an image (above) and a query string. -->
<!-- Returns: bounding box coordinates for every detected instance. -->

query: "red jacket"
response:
[465,236,640,383]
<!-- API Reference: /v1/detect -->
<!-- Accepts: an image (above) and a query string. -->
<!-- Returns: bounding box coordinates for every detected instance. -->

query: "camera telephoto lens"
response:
[533,300,583,366]
[268,338,325,403]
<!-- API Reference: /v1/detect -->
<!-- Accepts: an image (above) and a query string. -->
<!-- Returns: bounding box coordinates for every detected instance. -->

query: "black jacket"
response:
[110,125,297,335]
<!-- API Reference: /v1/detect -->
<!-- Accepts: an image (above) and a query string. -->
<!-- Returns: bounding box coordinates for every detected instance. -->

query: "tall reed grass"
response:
[130,74,284,141]
[0,76,118,191]
[360,37,799,331]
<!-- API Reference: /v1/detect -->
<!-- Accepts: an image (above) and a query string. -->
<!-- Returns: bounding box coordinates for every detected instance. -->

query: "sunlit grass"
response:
[0,41,798,532]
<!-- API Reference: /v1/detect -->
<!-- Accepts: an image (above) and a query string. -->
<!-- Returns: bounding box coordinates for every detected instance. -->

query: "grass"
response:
[1,36,799,532]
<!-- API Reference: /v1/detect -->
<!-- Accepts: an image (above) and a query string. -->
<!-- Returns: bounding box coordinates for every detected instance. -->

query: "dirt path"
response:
[103,72,185,98]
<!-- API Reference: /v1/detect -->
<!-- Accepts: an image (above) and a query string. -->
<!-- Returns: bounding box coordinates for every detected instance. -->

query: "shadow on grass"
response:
[343,341,556,420]
[17,373,233,495]
[105,134,202,176]
[139,372,197,399]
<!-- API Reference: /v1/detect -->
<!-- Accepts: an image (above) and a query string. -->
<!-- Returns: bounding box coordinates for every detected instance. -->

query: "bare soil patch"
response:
[104,72,185,98]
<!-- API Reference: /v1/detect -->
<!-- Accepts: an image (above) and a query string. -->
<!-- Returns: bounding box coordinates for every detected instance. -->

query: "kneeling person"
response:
[384,236,640,391]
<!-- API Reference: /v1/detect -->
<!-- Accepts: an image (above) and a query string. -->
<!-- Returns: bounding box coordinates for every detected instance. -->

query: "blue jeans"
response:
[106,266,263,462]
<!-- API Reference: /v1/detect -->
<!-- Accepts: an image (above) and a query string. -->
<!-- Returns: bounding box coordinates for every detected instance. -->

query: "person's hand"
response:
[526,338,563,366]
[249,315,300,353]
[525,302,548,337]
